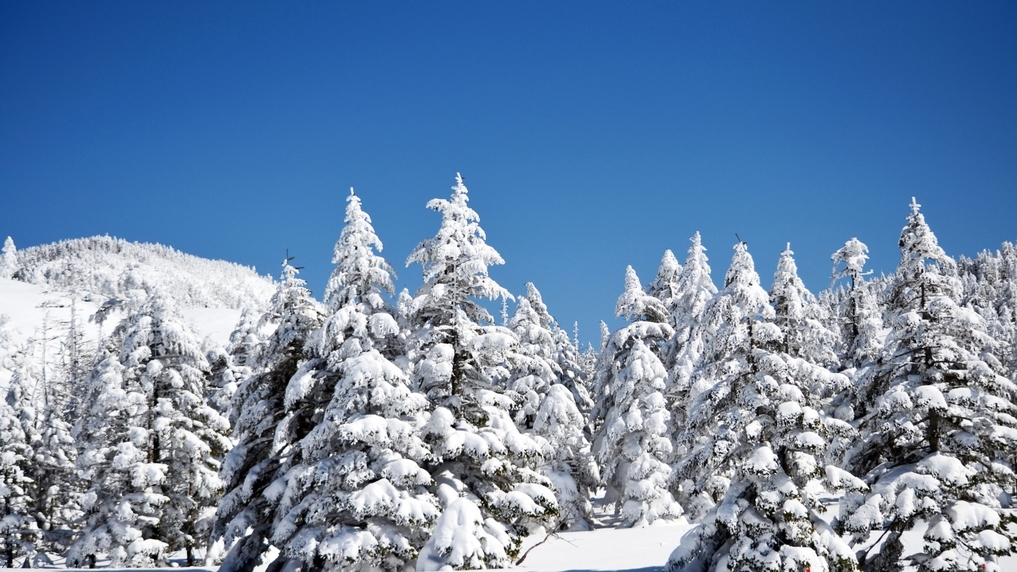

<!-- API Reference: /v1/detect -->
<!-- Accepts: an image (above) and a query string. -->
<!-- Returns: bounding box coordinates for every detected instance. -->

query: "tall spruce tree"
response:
[69,341,168,567]
[70,281,231,566]
[1,381,36,567]
[668,242,858,572]
[839,200,1017,572]
[770,244,839,367]
[406,175,557,570]
[831,238,883,369]
[214,259,323,572]
[666,232,719,434]
[592,266,682,526]
[509,284,598,530]
[13,357,81,558]
[270,190,439,572]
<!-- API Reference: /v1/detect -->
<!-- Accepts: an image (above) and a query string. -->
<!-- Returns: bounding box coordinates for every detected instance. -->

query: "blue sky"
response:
[2,1,1015,343]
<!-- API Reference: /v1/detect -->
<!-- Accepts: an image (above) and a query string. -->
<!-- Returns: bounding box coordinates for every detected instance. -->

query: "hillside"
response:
[10,235,275,310]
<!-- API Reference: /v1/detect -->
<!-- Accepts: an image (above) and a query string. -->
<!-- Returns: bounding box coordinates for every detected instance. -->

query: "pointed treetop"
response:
[651,249,681,286]
[724,240,757,288]
[624,265,640,294]
[322,189,395,312]
[682,232,711,275]
[616,265,668,322]
[899,196,952,270]
[524,282,552,327]
[832,237,870,283]
[450,172,470,204]
[407,173,506,298]
[776,245,798,274]
[280,256,301,284]
[771,244,813,312]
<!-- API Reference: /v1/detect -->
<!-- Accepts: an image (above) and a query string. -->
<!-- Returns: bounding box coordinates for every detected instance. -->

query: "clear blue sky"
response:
[2,1,1015,343]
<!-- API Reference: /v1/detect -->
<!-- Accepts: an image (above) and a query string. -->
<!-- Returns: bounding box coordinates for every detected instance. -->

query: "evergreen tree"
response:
[70,282,231,566]
[668,242,858,572]
[592,266,682,526]
[1,237,17,280]
[12,348,82,559]
[672,232,718,353]
[956,243,1017,381]
[666,232,719,433]
[213,259,323,572]
[647,249,682,329]
[406,174,557,569]
[68,346,169,567]
[841,199,1017,572]
[518,283,593,411]
[27,400,79,557]
[770,243,839,366]
[671,240,777,517]
[270,190,439,572]
[1,382,37,567]
[509,284,598,530]
[831,238,883,369]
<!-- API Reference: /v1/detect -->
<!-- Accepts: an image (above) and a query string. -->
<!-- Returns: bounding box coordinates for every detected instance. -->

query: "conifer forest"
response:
[2,175,1017,572]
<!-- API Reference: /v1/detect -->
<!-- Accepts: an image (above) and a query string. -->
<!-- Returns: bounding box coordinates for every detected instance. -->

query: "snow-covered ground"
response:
[508,520,692,571]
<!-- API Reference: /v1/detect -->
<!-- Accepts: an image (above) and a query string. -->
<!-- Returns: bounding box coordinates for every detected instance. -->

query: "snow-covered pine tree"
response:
[1,381,37,568]
[26,401,79,557]
[770,243,839,367]
[665,232,719,433]
[831,238,883,369]
[672,232,718,352]
[647,249,682,330]
[68,343,169,567]
[70,281,231,566]
[840,199,1017,572]
[131,291,231,565]
[11,351,82,559]
[671,240,777,517]
[267,189,440,572]
[956,243,1017,381]
[213,259,323,572]
[517,283,593,411]
[592,265,682,527]
[667,241,858,572]
[505,292,558,431]
[509,283,598,530]
[208,307,271,417]
[406,174,558,570]
[0,237,17,280]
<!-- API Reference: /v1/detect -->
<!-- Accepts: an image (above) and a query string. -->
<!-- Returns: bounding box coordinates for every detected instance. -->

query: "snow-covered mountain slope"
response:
[10,235,274,310]
[0,278,244,392]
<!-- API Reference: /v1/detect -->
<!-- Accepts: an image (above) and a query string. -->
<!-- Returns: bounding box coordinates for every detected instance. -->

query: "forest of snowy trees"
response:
[2,176,1017,572]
